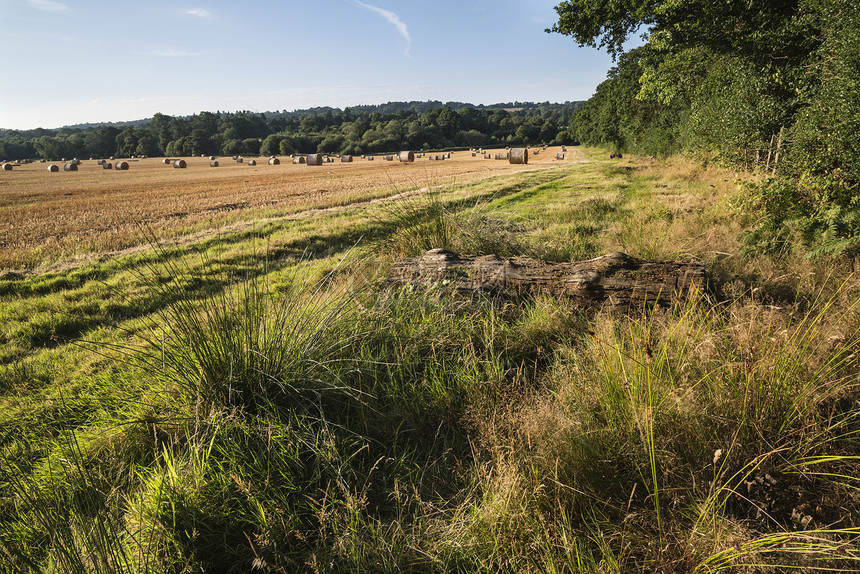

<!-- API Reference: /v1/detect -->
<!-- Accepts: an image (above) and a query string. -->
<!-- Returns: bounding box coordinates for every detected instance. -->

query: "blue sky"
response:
[0,0,623,130]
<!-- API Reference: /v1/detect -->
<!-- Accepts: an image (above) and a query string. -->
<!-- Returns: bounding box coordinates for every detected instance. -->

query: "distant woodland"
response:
[0,101,580,162]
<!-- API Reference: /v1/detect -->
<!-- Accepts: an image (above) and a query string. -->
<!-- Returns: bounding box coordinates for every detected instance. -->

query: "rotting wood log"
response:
[386,249,706,309]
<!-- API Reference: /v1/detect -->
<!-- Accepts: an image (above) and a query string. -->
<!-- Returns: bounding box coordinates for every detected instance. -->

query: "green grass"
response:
[2,152,859,572]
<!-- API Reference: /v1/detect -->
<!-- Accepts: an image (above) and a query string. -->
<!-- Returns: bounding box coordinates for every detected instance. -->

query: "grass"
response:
[2,147,859,572]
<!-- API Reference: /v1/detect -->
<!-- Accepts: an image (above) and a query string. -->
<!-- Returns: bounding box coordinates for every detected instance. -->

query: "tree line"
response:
[550,0,860,258]
[0,101,581,162]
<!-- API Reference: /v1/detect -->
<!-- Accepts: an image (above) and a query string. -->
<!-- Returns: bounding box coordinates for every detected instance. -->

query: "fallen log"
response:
[387,249,705,309]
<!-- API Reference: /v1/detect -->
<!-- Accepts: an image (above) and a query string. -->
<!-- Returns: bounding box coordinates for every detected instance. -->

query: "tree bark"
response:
[387,249,706,309]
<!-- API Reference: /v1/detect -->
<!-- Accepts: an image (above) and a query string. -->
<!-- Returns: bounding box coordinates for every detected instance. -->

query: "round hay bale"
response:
[341,155,353,163]
[367,156,374,161]
[109,156,115,160]
[268,157,280,165]
[1,163,12,171]
[237,157,244,163]
[306,154,323,166]
[98,159,105,165]
[162,158,171,164]
[173,159,187,168]
[210,160,219,167]
[292,156,306,164]
[63,162,77,171]
[103,162,113,169]
[232,155,239,161]
[429,156,436,161]
[116,161,129,170]
[47,164,59,172]
[210,156,216,160]
[556,153,565,160]
[509,148,528,165]
[248,159,257,166]
[397,151,415,162]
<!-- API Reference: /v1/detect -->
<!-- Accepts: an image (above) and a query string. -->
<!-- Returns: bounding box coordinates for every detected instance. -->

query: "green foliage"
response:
[551,0,860,258]
[0,101,584,161]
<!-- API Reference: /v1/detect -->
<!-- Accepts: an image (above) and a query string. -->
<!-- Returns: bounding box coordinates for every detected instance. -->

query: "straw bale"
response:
[509,148,528,164]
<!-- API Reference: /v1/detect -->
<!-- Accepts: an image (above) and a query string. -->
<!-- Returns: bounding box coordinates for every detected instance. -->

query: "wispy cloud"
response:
[143,48,207,57]
[182,8,213,19]
[352,1,411,57]
[27,0,71,12]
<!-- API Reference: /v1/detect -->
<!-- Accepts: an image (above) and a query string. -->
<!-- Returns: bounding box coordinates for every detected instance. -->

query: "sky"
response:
[0,0,624,130]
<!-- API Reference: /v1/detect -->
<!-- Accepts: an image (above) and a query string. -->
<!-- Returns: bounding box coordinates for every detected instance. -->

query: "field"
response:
[0,148,569,271]
[1,148,859,573]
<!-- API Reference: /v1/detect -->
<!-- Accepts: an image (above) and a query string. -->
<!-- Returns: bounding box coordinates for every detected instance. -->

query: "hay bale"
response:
[173,159,187,168]
[232,155,239,160]
[237,157,244,163]
[268,157,280,165]
[162,158,171,165]
[556,153,565,160]
[367,156,374,161]
[63,162,77,171]
[307,154,323,166]
[210,156,216,160]
[1,163,12,171]
[47,164,59,172]
[398,151,415,162]
[509,148,528,165]
[210,160,219,167]
[248,159,257,166]
[429,156,436,161]
[116,161,129,170]
[293,156,307,164]
[98,159,105,165]
[384,155,394,161]
[561,145,567,152]
[341,155,353,163]
[103,162,113,169]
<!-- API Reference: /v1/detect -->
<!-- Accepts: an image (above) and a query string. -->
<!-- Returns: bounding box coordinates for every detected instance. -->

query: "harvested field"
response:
[0,147,574,270]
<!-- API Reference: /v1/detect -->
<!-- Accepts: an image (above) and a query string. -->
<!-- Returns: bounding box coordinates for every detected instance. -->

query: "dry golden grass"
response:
[0,147,574,270]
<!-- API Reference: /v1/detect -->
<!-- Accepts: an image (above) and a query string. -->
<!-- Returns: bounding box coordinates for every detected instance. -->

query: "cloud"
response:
[352,1,411,57]
[182,8,213,19]
[27,0,70,12]
[143,48,207,57]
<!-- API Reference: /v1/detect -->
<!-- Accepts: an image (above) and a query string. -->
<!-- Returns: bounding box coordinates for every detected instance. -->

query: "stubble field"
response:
[0,148,571,271]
